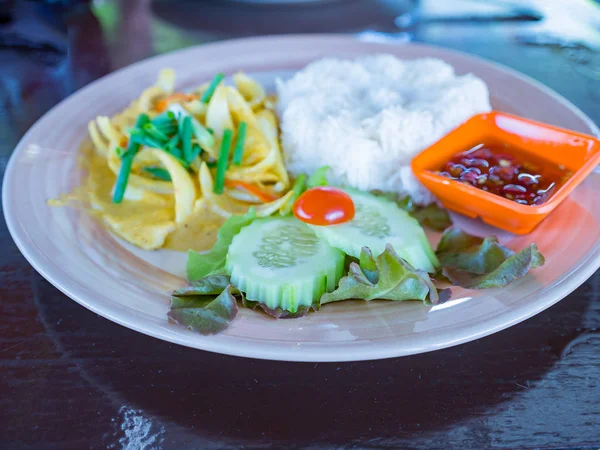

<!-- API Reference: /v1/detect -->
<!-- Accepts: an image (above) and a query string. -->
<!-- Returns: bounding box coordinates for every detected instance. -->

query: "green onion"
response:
[114,146,125,159]
[142,166,172,181]
[129,129,164,149]
[143,123,170,143]
[175,156,190,168]
[129,135,163,149]
[168,145,184,160]
[190,143,202,162]
[168,104,215,150]
[232,122,247,165]
[200,73,224,104]
[165,136,186,161]
[206,161,218,168]
[133,124,182,155]
[180,116,193,163]
[157,122,178,136]
[151,111,177,133]
[280,174,307,215]
[164,133,180,151]
[213,129,233,194]
[113,114,149,203]
[166,150,189,168]
[152,111,175,124]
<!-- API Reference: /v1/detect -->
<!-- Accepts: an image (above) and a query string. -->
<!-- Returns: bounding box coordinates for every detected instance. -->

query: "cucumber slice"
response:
[226,216,345,313]
[309,189,439,273]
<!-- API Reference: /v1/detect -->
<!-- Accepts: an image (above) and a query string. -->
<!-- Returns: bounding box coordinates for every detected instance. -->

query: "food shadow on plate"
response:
[315,298,432,342]
[32,272,593,447]
[508,194,600,281]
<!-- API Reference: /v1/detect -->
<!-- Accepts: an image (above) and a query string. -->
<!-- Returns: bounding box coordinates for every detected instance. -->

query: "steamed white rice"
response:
[276,54,492,204]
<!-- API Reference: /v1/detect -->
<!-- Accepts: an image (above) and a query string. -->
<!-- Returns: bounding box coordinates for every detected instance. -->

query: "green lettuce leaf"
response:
[373,192,452,231]
[358,247,378,284]
[172,271,235,296]
[436,227,545,289]
[320,245,439,305]
[306,166,330,189]
[186,208,256,281]
[241,297,314,319]
[168,284,239,335]
[409,203,453,232]
[443,245,544,289]
[436,228,514,274]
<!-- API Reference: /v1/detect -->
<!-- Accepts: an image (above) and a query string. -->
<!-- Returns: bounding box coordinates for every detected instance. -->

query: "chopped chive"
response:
[176,111,185,133]
[213,129,233,194]
[164,133,180,151]
[154,133,185,161]
[156,122,178,136]
[114,146,125,159]
[143,123,170,142]
[152,111,175,123]
[200,73,225,103]
[281,174,307,215]
[175,156,190,169]
[164,149,188,168]
[168,104,215,150]
[151,112,177,133]
[181,116,193,163]
[142,166,172,181]
[167,145,184,160]
[189,143,202,162]
[113,114,149,203]
[232,122,247,165]
[206,161,218,168]
[165,138,187,161]
[129,131,164,149]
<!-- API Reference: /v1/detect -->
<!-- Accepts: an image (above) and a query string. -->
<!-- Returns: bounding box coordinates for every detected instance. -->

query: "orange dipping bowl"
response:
[412,111,600,234]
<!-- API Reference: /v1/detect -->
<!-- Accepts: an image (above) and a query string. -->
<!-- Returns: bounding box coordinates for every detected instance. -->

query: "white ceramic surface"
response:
[4,35,600,362]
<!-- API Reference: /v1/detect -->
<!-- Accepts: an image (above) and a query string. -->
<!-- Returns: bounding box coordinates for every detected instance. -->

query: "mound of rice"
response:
[276,55,491,204]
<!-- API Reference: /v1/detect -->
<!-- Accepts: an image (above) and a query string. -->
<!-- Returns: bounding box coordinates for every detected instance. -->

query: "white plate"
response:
[4,35,600,362]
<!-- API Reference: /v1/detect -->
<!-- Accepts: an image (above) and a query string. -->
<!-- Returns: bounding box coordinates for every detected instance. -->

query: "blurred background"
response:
[1,0,599,105]
[2,0,597,154]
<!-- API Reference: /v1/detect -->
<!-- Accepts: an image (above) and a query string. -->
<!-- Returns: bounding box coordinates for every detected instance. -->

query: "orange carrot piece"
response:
[154,93,199,113]
[225,180,279,203]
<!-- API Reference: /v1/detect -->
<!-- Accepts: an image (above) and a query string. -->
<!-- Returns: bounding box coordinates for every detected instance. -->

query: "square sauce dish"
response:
[412,111,600,234]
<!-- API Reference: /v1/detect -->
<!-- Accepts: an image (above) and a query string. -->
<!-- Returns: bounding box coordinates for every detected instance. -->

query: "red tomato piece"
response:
[293,187,355,226]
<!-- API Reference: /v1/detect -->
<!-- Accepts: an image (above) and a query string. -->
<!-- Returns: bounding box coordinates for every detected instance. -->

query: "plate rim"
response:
[4,34,600,362]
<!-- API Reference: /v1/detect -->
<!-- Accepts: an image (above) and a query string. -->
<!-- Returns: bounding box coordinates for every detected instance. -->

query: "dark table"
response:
[1,1,599,448]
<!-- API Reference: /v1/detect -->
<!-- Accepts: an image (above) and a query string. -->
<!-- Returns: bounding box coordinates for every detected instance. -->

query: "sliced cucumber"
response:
[226,216,345,313]
[309,189,439,273]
